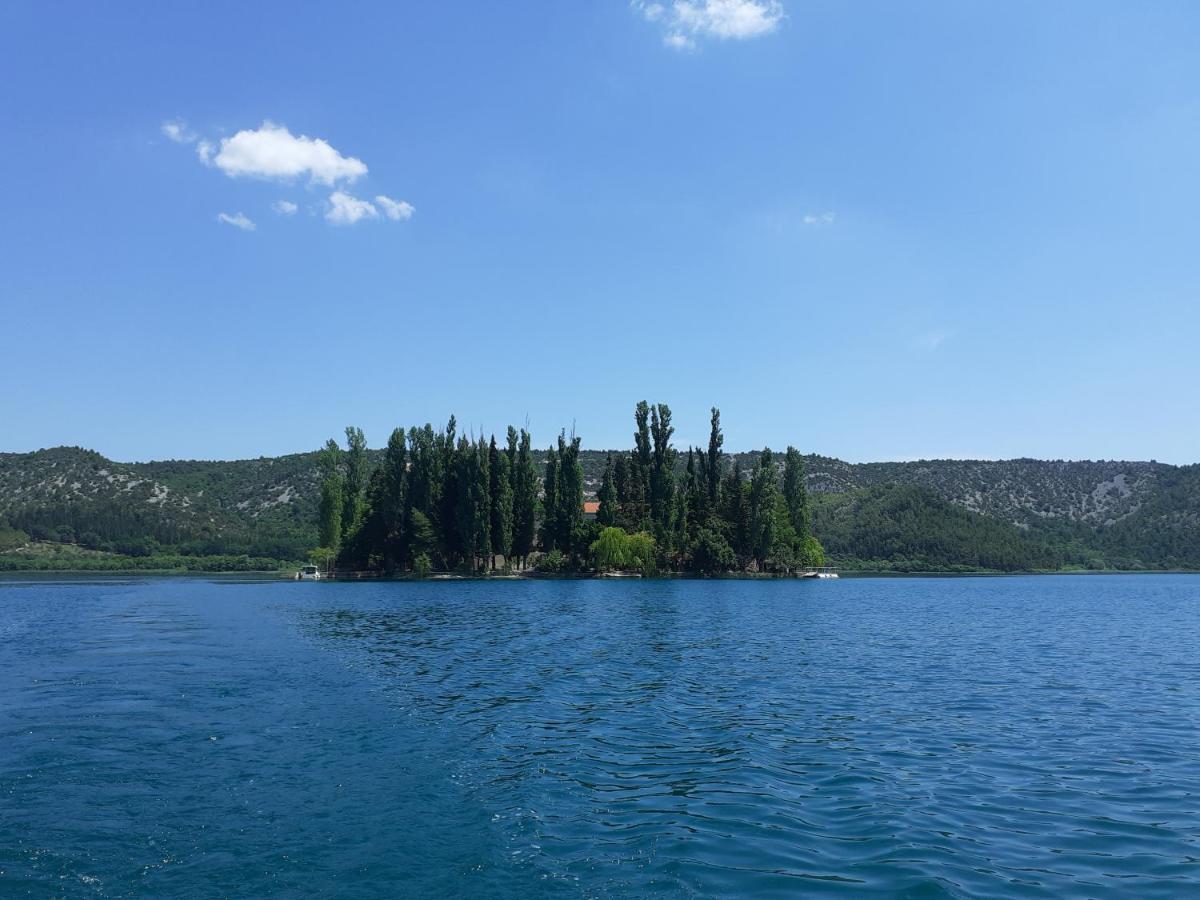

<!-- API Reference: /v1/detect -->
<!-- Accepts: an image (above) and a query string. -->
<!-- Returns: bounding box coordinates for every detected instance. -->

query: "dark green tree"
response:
[541,443,560,552]
[555,431,585,559]
[489,435,513,567]
[341,426,367,542]
[512,429,538,567]
[783,446,810,543]
[597,454,618,527]
[649,404,677,541]
[317,439,343,561]
[706,407,724,507]
[749,449,778,569]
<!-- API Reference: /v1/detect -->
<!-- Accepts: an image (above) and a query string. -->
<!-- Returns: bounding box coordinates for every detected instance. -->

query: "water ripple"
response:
[2,574,1199,897]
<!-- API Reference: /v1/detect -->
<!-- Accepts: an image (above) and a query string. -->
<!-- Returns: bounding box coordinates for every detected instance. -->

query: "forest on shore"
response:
[5,416,1197,574]
[317,403,824,576]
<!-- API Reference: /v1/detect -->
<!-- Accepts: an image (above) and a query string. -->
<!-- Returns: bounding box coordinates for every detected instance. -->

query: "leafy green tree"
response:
[318,473,343,557]
[537,548,566,573]
[591,526,630,571]
[408,509,436,564]
[626,532,657,575]
[316,438,344,559]
[692,526,735,574]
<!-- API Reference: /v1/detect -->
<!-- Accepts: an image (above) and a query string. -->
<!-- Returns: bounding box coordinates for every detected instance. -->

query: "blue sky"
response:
[2,1,1199,463]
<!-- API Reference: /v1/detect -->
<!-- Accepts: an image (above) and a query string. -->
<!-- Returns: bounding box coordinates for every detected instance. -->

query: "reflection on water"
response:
[2,575,1199,897]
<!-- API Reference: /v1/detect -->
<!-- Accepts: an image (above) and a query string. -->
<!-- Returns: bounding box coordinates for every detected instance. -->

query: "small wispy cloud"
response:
[912,330,952,352]
[635,0,784,50]
[161,119,196,143]
[217,211,256,231]
[375,195,414,221]
[802,211,836,226]
[325,191,379,226]
[273,200,298,215]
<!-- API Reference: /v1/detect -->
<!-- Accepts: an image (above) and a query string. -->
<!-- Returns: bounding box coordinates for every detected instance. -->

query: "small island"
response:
[311,403,826,579]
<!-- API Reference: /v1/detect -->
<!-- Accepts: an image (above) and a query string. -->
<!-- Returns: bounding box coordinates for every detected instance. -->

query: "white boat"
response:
[802,567,839,579]
[298,565,322,580]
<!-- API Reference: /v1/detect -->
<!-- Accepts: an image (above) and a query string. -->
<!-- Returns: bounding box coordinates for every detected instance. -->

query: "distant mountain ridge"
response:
[1,445,1197,570]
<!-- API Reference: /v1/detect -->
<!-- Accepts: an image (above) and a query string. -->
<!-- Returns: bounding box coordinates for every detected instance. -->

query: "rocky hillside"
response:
[1,445,1196,569]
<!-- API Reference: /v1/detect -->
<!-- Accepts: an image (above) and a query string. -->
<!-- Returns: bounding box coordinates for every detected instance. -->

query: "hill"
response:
[1,445,1197,571]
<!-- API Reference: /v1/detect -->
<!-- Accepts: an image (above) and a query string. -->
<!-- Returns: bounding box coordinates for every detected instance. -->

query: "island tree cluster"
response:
[314,403,824,576]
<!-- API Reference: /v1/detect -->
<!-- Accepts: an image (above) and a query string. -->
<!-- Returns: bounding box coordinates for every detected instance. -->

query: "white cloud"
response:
[664,32,695,50]
[217,212,256,231]
[164,119,413,229]
[325,191,378,225]
[802,211,835,226]
[636,0,783,48]
[375,195,414,221]
[161,119,195,143]
[209,121,368,186]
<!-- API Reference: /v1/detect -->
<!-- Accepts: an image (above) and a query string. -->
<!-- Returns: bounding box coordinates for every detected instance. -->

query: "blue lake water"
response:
[1,575,1198,897]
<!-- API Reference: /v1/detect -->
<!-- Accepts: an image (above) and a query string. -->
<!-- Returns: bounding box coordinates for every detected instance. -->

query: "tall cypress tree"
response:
[749,449,778,569]
[439,418,462,567]
[489,436,512,568]
[597,453,618,527]
[342,426,367,542]
[317,439,343,563]
[556,431,585,558]
[685,447,708,537]
[505,426,519,482]
[512,429,537,567]
[633,401,652,527]
[649,404,676,541]
[706,407,724,507]
[541,443,560,552]
[783,446,810,543]
[379,428,408,570]
[475,437,492,571]
[406,424,441,565]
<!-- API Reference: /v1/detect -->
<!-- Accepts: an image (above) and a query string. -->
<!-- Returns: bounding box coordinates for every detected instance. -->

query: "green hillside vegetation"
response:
[812,485,1067,572]
[2,422,1199,574]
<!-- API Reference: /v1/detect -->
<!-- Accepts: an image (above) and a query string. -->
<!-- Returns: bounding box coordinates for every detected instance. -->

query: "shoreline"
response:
[4,567,1200,579]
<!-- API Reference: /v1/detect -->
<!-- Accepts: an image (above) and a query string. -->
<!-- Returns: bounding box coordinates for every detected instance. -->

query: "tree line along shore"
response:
[315,403,824,577]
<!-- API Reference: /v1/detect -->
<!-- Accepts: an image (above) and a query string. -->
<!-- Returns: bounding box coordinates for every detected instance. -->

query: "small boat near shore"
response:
[297,565,322,580]
[802,567,839,579]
